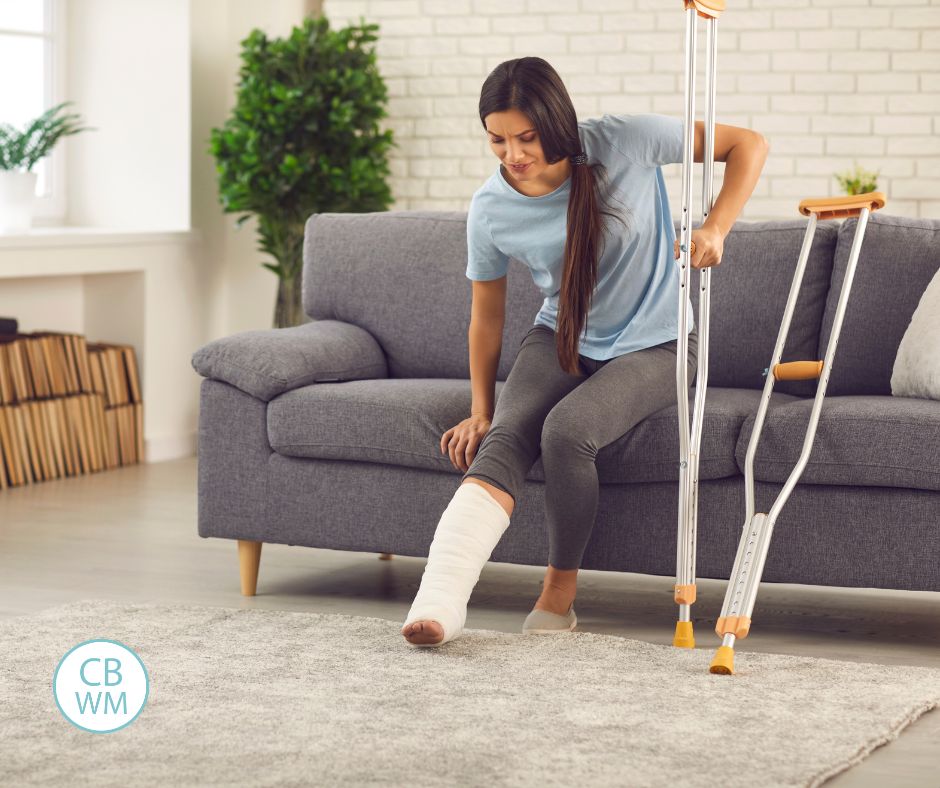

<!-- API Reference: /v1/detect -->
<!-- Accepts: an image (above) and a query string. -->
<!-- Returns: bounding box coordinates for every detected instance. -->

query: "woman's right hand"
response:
[441,414,492,472]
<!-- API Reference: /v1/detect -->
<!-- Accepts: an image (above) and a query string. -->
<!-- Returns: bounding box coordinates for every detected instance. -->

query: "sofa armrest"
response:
[191,319,388,401]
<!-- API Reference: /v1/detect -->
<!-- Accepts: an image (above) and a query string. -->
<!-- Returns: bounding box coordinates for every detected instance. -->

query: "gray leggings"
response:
[462,323,699,570]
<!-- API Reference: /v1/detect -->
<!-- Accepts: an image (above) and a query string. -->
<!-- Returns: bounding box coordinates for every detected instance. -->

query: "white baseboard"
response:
[145,432,197,463]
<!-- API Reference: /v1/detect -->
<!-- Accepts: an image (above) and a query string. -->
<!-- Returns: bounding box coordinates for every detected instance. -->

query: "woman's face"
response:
[483,108,550,182]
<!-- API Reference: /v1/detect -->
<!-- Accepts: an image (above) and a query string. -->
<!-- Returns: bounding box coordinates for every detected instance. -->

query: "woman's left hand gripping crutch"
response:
[674,226,724,269]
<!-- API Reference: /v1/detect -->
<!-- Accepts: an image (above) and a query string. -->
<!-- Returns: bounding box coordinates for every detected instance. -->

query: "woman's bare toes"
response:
[401,620,444,645]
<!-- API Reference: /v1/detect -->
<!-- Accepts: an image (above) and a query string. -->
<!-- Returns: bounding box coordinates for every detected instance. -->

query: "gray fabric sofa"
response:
[191,210,940,597]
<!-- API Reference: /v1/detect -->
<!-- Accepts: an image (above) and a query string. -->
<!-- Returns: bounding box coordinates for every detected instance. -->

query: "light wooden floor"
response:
[2,455,938,786]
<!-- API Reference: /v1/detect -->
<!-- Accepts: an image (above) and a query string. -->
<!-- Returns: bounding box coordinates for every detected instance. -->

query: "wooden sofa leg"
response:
[238,540,263,596]
[379,553,394,560]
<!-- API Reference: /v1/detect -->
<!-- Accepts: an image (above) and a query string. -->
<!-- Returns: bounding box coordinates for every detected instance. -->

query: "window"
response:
[0,0,66,221]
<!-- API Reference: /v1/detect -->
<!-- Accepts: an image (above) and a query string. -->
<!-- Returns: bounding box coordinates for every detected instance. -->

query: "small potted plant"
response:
[834,161,881,196]
[0,101,93,233]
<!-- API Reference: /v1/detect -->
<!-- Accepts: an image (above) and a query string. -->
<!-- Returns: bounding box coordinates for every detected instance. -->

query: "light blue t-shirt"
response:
[466,112,694,360]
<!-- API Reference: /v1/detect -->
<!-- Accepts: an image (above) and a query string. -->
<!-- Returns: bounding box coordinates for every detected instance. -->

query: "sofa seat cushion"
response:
[735,395,940,492]
[267,381,799,484]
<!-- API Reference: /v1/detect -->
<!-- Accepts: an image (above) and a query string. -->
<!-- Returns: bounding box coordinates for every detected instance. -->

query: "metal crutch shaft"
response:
[709,191,887,675]
[674,0,724,649]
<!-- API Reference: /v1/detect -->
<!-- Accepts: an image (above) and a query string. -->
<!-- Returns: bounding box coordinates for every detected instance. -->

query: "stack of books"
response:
[0,325,144,490]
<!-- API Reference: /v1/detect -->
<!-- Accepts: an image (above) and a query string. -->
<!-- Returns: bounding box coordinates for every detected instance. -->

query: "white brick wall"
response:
[324,0,940,219]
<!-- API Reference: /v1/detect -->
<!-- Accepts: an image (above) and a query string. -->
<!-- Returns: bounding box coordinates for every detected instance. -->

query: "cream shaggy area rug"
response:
[2,598,939,788]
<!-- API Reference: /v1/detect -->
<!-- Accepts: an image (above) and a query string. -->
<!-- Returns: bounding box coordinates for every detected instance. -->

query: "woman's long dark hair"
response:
[478,57,629,375]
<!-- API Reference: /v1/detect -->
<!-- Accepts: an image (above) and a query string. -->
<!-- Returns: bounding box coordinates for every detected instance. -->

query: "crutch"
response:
[709,190,886,675]
[673,0,725,649]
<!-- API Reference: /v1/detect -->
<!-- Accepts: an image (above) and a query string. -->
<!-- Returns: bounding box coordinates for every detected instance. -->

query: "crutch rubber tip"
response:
[672,621,695,649]
[709,646,735,675]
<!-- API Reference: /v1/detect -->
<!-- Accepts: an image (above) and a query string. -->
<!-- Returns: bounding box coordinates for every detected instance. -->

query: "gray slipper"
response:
[522,603,577,634]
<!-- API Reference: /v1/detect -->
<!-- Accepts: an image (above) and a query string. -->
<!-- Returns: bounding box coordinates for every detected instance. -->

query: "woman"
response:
[401,57,768,647]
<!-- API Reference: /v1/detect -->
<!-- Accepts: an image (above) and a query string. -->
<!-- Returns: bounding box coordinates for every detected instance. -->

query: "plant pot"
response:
[0,170,39,233]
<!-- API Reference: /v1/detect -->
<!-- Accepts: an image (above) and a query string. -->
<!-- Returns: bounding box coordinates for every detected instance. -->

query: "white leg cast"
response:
[402,482,511,646]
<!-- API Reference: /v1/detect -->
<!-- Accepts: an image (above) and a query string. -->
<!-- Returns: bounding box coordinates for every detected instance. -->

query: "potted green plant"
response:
[834,161,881,196]
[209,14,395,328]
[0,101,93,233]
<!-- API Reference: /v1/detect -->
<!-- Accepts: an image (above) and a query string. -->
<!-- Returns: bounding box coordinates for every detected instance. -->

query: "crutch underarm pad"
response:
[684,0,725,19]
[798,191,886,220]
[773,361,824,381]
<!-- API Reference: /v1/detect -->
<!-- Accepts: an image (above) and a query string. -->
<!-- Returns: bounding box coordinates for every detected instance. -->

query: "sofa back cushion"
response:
[817,214,940,396]
[302,211,544,380]
[302,211,837,390]
[685,218,839,398]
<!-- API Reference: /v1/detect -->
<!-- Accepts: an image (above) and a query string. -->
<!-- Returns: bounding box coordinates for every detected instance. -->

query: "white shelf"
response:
[0,226,199,251]
[0,227,201,279]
